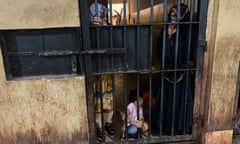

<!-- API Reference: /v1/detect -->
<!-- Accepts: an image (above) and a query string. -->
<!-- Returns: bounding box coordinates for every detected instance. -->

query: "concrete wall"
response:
[0,0,80,29]
[0,1,88,143]
[203,0,240,143]
[0,47,88,143]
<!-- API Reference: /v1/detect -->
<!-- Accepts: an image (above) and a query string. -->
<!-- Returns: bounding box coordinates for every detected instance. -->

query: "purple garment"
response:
[89,2,108,25]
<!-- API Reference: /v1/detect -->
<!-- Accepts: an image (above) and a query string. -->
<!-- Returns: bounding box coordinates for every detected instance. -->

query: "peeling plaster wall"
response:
[203,1,240,140]
[0,0,80,29]
[205,0,240,130]
[202,1,240,143]
[0,50,88,143]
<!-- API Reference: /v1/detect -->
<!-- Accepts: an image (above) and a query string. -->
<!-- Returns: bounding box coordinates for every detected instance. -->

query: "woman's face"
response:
[169,10,177,24]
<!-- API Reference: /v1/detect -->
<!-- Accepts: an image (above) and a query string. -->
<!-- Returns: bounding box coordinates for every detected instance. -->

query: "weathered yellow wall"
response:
[202,130,233,144]
[0,0,80,29]
[203,0,240,143]
[0,50,88,143]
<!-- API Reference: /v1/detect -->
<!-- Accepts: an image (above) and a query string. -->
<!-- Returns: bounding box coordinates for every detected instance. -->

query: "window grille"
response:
[0,28,82,80]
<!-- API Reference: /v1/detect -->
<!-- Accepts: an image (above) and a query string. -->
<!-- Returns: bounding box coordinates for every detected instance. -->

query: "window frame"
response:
[0,27,83,80]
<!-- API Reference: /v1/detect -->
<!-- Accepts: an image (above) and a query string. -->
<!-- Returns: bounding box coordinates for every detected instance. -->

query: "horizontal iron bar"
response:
[39,50,80,56]
[89,22,199,28]
[92,68,197,75]
[8,51,80,56]
[81,48,125,54]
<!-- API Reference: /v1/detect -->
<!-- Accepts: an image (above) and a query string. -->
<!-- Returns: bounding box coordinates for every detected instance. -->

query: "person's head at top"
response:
[128,89,143,106]
[168,3,190,37]
[89,2,108,26]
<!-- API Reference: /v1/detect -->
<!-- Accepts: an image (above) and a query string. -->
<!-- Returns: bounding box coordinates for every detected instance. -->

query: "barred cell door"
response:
[79,0,208,143]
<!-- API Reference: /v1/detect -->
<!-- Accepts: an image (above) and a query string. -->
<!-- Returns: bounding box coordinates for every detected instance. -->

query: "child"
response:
[126,89,148,138]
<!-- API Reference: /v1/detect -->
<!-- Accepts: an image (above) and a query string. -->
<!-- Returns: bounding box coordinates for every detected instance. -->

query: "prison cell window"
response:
[0,28,82,80]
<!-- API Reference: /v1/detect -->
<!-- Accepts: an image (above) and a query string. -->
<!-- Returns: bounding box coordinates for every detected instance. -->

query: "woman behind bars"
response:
[153,3,195,135]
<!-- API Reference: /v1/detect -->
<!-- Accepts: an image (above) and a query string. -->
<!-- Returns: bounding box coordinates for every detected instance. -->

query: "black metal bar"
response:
[148,0,154,137]
[171,0,181,136]
[39,50,80,56]
[78,0,96,143]
[136,0,140,72]
[137,0,140,24]
[123,0,128,140]
[99,76,106,138]
[137,74,140,139]
[192,0,208,137]
[92,68,197,75]
[109,0,117,141]
[183,0,195,134]
[81,48,125,54]
[109,0,113,25]
[160,0,168,136]
[136,1,140,139]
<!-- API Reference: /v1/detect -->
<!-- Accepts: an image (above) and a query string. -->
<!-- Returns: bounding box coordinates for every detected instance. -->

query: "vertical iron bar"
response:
[136,1,140,135]
[137,74,140,139]
[123,0,128,140]
[160,0,168,136]
[99,76,105,138]
[78,0,96,143]
[94,0,105,138]
[124,73,128,141]
[193,0,208,137]
[137,0,140,24]
[171,0,181,136]
[183,0,194,134]
[108,0,116,140]
[148,0,154,137]
[109,0,113,25]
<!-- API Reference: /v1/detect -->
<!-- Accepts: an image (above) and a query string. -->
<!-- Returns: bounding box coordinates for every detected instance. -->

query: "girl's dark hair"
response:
[128,89,143,103]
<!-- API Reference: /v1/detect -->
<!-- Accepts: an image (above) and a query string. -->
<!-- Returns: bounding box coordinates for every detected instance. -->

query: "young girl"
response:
[126,90,148,138]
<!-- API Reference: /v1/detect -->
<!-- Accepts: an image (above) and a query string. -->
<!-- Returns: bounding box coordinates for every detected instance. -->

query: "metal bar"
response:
[160,0,168,136]
[109,0,117,140]
[192,0,208,137]
[99,76,106,138]
[136,2,140,139]
[39,50,80,56]
[148,0,154,137]
[136,0,140,71]
[123,0,128,140]
[137,0,140,24]
[81,48,125,54]
[183,0,195,134]
[109,0,113,25]
[137,74,140,139]
[171,0,181,136]
[78,0,96,143]
[92,68,197,75]
[124,74,128,140]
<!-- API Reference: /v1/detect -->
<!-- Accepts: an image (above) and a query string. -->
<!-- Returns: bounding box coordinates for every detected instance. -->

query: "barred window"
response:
[0,28,82,80]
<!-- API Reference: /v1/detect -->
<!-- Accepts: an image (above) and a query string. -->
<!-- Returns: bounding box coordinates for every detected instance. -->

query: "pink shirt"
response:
[127,102,143,123]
